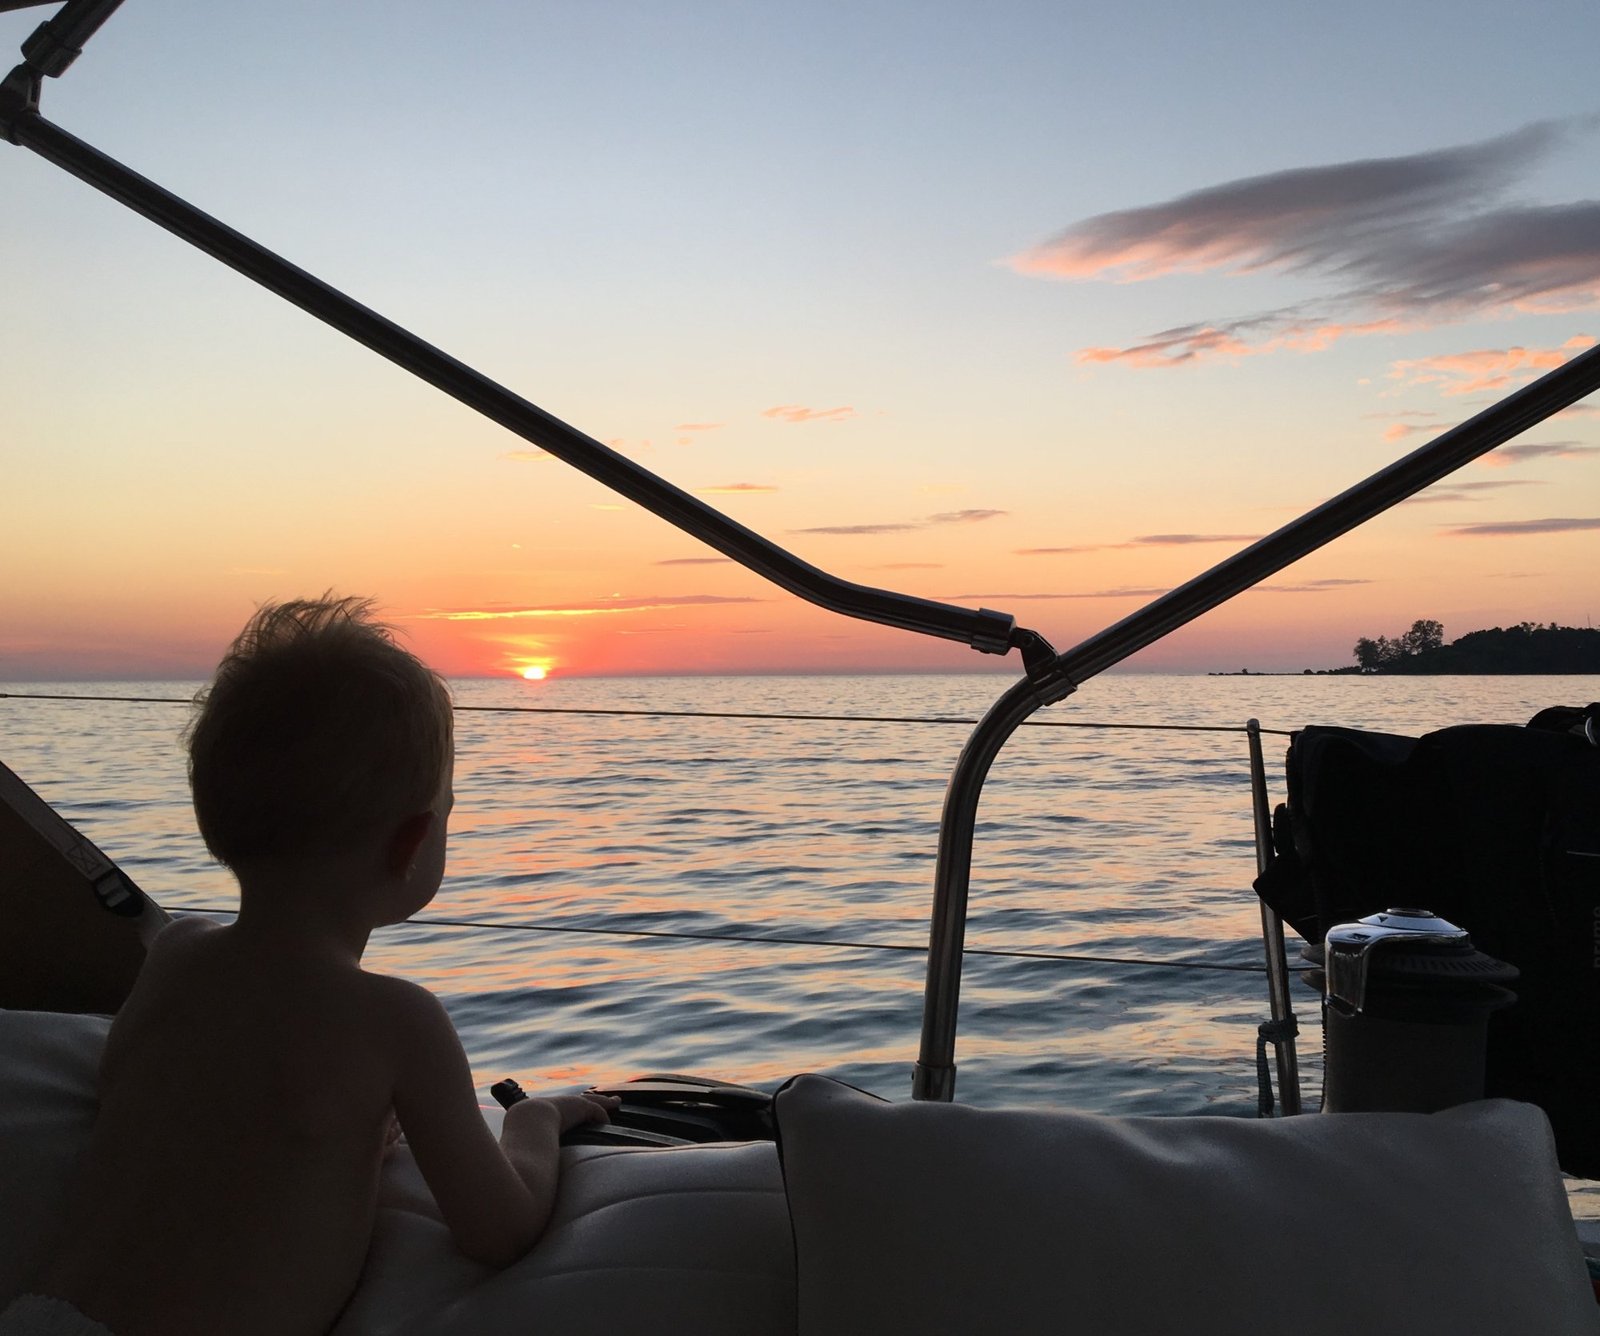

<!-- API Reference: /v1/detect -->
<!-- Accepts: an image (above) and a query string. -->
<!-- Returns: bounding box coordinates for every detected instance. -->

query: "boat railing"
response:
[4,0,1596,1105]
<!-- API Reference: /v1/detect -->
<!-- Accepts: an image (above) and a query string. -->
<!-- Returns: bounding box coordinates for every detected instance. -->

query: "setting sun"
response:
[519,665,548,681]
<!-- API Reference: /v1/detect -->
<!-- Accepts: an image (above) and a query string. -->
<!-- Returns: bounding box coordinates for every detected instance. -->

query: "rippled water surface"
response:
[4,673,1593,1116]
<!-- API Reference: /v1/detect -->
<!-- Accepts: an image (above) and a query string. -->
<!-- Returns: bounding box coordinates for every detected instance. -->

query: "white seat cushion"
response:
[774,1073,1599,1336]
[0,1011,793,1336]
[386,1140,791,1336]
[0,1010,108,1302]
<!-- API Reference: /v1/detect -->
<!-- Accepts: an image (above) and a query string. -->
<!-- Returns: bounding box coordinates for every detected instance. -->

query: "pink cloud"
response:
[763,405,857,424]
[1443,517,1600,537]
[1132,532,1261,546]
[793,523,918,536]
[792,508,1006,537]
[1078,326,1259,368]
[415,595,763,620]
[1252,578,1372,593]
[1077,316,1408,368]
[1403,480,1544,503]
[1389,335,1596,396]
[1017,121,1600,367]
[1476,441,1597,468]
[1381,419,1458,443]
[699,482,777,494]
[927,509,1007,524]
[944,587,1170,601]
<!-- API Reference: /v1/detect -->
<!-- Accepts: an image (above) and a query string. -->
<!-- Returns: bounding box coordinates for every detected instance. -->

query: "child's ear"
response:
[386,810,435,875]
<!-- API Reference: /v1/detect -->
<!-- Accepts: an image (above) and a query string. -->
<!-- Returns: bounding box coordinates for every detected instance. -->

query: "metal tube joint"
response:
[0,62,42,143]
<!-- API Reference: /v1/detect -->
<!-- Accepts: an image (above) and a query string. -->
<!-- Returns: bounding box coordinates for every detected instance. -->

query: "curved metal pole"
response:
[0,97,1018,660]
[912,673,1072,1100]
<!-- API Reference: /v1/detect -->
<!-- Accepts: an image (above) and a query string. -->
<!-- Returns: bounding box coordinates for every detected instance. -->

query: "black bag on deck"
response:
[1254,705,1600,1176]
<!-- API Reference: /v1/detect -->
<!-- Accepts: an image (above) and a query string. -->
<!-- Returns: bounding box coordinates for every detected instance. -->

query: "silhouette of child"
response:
[4,597,615,1335]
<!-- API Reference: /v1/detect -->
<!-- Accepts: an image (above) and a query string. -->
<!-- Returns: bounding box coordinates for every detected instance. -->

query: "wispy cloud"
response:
[1012,120,1600,366]
[1404,480,1544,504]
[1016,533,1259,555]
[1252,578,1373,593]
[414,594,763,621]
[1382,418,1457,443]
[654,556,735,566]
[793,522,921,536]
[1133,532,1260,546]
[1078,317,1404,368]
[943,587,1169,601]
[763,405,857,424]
[1389,336,1596,396]
[1477,441,1599,467]
[793,509,1006,537]
[501,449,550,462]
[927,508,1007,524]
[1443,517,1600,537]
[698,482,777,494]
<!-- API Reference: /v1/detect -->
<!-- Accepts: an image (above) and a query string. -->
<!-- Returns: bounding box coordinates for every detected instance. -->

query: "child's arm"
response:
[383,977,608,1267]
[495,1092,615,1225]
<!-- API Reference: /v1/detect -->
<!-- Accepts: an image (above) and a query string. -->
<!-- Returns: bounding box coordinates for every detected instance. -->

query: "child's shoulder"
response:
[357,971,457,1037]
[356,972,472,1080]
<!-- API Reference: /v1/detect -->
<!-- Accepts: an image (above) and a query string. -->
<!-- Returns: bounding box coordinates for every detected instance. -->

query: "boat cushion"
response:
[773,1072,1599,1336]
[0,1010,793,1336]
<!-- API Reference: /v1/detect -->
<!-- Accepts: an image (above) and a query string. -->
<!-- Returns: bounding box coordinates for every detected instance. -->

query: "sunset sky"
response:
[3,0,1597,680]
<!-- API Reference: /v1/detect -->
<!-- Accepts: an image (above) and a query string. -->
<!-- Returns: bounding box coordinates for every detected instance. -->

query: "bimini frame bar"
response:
[0,5,1019,664]
[911,339,1600,1099]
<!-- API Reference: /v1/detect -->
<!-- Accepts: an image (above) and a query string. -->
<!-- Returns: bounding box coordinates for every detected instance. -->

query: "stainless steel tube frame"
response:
[1247,717,1301,1115]
[913,343,1600,1100]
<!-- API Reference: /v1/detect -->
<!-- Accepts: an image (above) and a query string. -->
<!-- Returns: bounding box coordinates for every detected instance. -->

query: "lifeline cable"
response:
[0,691,1294,735]
[164,905,1303,976]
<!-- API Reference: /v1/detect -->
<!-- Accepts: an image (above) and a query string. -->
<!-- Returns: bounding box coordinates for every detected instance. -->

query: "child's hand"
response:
[542,1092,621,1132]
[501,1091,620,1142]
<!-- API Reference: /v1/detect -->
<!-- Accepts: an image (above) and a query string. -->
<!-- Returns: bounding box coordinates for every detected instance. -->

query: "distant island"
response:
[1232,620,1600,675]
[1211,620,1600,675]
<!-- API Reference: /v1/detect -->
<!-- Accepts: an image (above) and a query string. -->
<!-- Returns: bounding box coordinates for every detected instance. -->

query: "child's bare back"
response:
[38,917,400,1335]
[13,598,613,1336]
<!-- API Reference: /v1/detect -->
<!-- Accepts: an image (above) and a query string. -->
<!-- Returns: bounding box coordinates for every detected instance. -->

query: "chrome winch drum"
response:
[1319,908,1518,1114]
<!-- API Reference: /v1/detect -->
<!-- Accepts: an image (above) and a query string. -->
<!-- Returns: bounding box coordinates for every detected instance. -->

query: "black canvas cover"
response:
[1254,707,1600,1176]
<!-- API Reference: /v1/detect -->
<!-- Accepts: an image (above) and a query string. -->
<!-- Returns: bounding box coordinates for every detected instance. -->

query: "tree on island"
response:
[1352,619,1444,670]
[1349,620,1600,674]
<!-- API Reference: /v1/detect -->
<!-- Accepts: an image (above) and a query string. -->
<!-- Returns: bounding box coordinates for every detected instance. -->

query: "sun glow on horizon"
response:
[519,664,549,681]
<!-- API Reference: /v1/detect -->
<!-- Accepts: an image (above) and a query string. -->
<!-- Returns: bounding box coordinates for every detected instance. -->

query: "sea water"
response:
[2,672,1593,1116]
